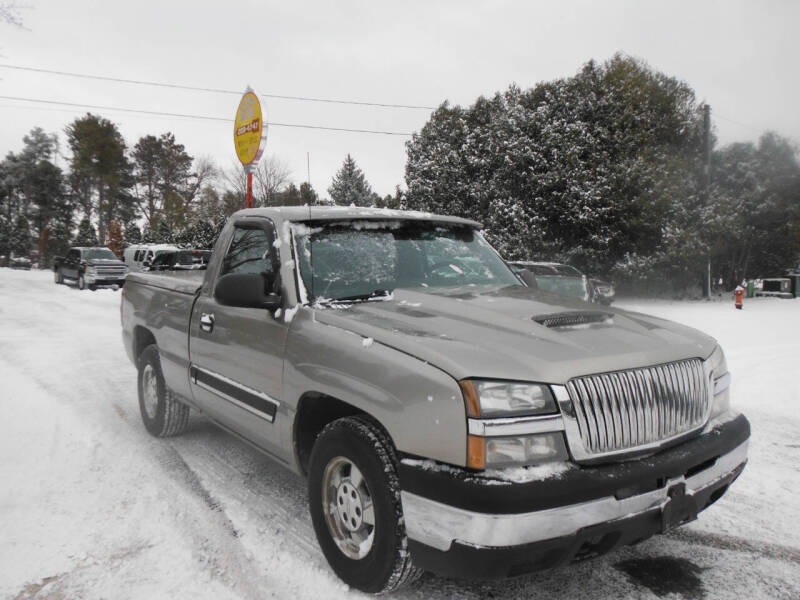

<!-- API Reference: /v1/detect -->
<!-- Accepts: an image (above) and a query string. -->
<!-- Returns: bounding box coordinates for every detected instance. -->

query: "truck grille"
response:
[93,266,127,278]
[565,359,710,456]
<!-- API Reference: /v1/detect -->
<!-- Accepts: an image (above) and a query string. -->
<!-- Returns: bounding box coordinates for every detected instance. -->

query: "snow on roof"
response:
[232,206,483,229]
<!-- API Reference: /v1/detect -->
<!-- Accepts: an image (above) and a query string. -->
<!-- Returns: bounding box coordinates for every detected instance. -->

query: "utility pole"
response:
[307,152,311,186]
[703,103,712,299]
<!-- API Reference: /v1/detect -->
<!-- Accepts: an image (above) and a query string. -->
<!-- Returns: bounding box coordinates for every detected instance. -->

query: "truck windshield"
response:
[293,221,521,302]
[83,248,118,260]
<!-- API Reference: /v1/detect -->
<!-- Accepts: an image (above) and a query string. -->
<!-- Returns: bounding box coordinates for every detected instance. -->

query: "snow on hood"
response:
[312,286,717,384]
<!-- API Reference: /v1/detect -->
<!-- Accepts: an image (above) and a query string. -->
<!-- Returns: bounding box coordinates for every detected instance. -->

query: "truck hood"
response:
[311,286,717,383]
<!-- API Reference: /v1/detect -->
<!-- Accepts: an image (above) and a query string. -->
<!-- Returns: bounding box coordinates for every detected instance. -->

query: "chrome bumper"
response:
[401,440,748,552]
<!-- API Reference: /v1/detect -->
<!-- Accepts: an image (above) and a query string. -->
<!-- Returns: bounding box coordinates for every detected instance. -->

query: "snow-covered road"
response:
[1,268,798,599]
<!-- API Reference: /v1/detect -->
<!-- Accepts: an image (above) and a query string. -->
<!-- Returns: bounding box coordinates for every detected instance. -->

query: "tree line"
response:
[2,54,798,294]
[403,55,800,293]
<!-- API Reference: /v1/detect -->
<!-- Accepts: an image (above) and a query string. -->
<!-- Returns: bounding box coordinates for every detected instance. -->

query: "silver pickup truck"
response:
[121,207,749,593]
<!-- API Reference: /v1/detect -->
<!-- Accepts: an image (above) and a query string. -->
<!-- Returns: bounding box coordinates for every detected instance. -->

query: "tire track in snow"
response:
[668,528,800,565]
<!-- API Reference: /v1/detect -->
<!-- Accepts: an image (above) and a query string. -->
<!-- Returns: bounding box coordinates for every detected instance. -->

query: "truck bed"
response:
[126,270,204,295]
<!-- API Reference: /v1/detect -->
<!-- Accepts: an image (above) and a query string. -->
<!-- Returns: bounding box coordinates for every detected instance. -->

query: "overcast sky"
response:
[1,0,798,198]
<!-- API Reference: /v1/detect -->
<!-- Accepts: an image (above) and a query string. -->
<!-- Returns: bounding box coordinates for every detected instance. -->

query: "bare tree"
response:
[223,156,292,207]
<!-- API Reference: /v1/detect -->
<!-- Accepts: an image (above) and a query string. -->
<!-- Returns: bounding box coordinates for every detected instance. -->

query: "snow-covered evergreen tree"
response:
[9,215,32,257]
[74,217,98,246]
[404,55,708,285]
[328,155,378,207]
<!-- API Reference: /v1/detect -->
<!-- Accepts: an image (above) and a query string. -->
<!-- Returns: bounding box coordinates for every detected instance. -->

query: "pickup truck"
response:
[121,207,749,593]
[54,246,128,290]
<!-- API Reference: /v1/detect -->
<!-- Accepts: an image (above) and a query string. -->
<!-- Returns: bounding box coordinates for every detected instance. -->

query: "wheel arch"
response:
[133,325,157,364]
[293,392,394,476]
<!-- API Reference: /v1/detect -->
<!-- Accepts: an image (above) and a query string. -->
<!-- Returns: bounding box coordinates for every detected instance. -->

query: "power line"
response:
[0,95,415,136]
[714,112,762,133]
[0,64,437,111]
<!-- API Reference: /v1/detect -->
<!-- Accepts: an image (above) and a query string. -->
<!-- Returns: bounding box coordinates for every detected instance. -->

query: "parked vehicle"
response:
[54,247,128,290]
[147,249,211,271]
[507,261,593,302]
[122,244,179,272]
[589,276,616,305]
[122,207,749,593]
[10,256,32,270]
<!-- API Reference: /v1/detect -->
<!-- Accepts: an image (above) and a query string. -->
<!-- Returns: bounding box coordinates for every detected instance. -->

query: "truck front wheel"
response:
[308,416,421,593]
[137,345,190,437]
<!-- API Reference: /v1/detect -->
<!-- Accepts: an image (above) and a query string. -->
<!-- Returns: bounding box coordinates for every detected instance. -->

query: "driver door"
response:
[188,217,289,459]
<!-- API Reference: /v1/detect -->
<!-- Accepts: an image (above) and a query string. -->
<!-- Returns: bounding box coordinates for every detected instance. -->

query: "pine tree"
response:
[278,183,302,206]
[155,219,173,244]
[9,215,32,257]
[299,182,319,205]
[74,217,99,246]
[328,155,377,207]
[124,221,142,245]
[404,55,708,283]
[65,114,133,244]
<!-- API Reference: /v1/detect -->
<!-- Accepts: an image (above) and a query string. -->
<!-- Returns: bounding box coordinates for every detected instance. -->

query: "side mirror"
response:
[214,272,282,310]
[518,268,539,289]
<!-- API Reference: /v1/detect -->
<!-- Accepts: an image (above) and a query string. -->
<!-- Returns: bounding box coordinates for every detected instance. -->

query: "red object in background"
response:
[734,286,744,309]
[246,171,254,208]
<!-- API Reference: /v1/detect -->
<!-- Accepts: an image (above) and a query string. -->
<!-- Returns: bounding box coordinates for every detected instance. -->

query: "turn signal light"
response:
[467,435,486,469]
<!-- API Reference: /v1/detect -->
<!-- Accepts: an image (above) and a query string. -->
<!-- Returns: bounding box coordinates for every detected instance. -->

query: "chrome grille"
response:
[565,359,710,457]
[93,266,127,277]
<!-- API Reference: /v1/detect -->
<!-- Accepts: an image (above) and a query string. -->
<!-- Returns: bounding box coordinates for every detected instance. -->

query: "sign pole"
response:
[246,169,254,208]
[234,87,267,209]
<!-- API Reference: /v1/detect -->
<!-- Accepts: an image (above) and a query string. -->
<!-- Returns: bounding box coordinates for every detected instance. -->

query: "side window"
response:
[221,225,275,276]
[134,250,141,261]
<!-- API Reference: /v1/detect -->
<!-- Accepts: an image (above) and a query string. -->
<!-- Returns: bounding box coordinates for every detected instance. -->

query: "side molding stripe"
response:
[190,365,278,422]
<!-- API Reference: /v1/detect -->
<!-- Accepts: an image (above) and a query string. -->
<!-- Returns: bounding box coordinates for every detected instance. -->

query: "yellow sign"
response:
[233,90,265,166]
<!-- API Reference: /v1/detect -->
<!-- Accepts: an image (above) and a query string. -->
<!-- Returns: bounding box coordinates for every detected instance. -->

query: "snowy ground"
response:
[1,267,798,600]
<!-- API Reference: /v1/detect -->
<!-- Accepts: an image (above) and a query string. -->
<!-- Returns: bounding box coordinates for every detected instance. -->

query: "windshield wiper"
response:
[322,289,393,304]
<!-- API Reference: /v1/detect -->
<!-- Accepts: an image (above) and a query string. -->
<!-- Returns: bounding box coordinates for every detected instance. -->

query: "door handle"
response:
[200,313,215,333]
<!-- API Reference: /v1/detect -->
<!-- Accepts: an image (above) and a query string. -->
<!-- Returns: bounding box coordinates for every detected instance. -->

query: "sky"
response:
[1,0,798,198]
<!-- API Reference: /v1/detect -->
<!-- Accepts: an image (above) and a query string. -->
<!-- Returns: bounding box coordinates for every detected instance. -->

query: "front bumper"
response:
[400,414,749,579]
[84,274,127,287]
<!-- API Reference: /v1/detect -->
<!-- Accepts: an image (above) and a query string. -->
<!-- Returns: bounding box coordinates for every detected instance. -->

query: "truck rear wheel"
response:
[308,415,421,593]
[137,345,190,437]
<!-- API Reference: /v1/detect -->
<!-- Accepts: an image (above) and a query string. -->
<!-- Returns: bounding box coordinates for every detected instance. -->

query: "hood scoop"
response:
[533,311,614,329]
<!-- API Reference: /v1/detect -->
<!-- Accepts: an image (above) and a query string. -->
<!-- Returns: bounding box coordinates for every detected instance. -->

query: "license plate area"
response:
[660,482,698,533]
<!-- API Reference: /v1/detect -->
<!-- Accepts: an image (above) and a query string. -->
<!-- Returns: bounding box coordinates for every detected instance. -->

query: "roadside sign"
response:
[234,90,266,165]
[233,88,267,207]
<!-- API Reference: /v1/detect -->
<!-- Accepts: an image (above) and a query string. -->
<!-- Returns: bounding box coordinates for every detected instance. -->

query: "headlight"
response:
[708,345,731,418]
[484,433,569,468]
[708,344,728,378]
[460,380,557,417]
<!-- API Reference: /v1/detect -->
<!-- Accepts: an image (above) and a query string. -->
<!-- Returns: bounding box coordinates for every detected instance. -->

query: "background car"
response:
[147,249,211,271]
[589,277,616,305]
[508,261,614,304]
[10,256,32,270]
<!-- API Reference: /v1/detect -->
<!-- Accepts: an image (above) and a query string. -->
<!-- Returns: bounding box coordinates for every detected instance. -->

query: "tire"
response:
[89,284,97,291]
[54,269,63,284]
[308,415,422,594]
[137,345,190,437]
[77,274,86,290]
